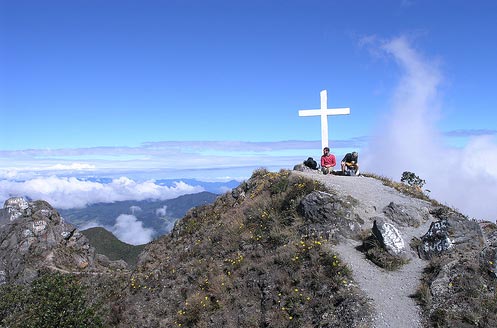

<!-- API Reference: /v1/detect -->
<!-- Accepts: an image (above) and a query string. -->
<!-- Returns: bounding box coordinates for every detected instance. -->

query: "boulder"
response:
[372,218,406,256]
[298,191,362,240]
[383,202,429,227]
[418,207,484,260]
[417,219,452,260]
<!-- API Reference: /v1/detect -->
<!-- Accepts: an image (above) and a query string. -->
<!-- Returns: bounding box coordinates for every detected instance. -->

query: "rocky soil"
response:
[296,169,494,328]
[298,172,430,328]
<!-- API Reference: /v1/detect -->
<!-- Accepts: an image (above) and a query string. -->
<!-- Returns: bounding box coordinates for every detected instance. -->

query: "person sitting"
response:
[341,151,359,175]
[321,147,336,175]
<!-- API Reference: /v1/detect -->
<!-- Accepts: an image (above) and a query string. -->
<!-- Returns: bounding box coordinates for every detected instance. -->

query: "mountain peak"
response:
[1,169,496,327]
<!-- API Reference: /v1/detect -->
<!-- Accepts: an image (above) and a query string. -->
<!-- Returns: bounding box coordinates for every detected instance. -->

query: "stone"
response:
[61,231,72,240]
[383,202,428,227]
[293,163,319,173]
[418,207,484,260]
[298,191,361,240]
[418,219,452,260]
[372,218,406,256]
[4,197,29,209]
[0,270,6,285]
[2,197,30,222]
[231,188,245,200]
[78,260,89,269]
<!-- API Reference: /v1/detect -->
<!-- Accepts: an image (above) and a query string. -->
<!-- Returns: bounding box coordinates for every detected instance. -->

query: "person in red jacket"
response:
[320,147,336,175]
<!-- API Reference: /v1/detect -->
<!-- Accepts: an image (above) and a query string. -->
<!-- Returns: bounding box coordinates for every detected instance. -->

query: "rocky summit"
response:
[1,169,497,328]
[0,197,127,285]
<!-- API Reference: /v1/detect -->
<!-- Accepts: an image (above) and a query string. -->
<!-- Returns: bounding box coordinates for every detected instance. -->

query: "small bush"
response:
[401,171,426,189]
[0,272,103,328]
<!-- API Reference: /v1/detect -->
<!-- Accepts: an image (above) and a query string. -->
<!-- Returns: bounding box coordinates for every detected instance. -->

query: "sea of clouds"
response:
[0,176,204,209]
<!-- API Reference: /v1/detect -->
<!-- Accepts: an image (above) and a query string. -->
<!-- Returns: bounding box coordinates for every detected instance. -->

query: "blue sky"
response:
[1,0,497,220]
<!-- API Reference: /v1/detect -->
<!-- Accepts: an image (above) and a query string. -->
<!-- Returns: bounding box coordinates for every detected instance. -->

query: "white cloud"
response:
[156,205,167,217]
[111,214,155,245]
[130,205,142,215]
[48,163,96,170]
[362,36,497,221]
[75,216,154,245]
[78,220,103,231]
[0,140,366,181]
[0,176,204,209]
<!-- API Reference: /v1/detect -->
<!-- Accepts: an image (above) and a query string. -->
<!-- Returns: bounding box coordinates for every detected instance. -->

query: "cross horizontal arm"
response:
[298,108,351,117]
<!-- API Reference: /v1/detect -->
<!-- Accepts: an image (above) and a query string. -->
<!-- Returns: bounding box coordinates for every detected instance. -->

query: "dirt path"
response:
[295,171,433,328]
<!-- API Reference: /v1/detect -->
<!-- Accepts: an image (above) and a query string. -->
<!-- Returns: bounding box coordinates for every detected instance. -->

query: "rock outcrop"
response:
[0,197,126,285]
[297,190,363,240]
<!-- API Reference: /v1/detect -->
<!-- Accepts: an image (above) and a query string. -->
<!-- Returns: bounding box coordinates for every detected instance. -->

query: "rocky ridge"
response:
[0,197,127,285]
[1,168,496,327]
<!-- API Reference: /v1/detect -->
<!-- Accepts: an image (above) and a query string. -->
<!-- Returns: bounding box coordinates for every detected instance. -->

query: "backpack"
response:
[304,157,318,170]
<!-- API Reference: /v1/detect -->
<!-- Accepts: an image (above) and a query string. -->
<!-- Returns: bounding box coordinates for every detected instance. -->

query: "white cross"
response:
[298,90,350,150]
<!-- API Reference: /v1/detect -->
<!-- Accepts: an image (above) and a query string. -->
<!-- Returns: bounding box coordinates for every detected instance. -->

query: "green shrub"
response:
[0,272,103,328]
[400,171,426,189]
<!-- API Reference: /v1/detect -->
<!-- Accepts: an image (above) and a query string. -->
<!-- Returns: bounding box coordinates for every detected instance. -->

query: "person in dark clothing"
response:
[341,151,359,175]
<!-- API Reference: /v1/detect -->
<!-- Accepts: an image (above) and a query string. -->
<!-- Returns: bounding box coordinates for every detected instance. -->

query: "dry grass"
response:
[357,233,410,271]
[122,168,372,327]
[413,252,497,327]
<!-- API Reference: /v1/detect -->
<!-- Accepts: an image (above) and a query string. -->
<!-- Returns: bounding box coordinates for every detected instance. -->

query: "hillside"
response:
[1,168,496,327]
[81,227,145,267]
[117,169,372,327]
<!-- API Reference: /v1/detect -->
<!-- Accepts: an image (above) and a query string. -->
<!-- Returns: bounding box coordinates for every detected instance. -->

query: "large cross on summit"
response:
[298,90,350,150]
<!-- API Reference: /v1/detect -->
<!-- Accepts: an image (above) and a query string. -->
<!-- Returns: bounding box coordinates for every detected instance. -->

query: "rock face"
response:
[0,197,125,285]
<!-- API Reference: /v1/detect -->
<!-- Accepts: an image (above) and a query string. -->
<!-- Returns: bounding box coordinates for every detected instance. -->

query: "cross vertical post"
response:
[298,90,350,150]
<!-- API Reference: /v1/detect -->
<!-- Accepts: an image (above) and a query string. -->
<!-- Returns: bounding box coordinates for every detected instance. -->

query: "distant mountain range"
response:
[58,191,219,238]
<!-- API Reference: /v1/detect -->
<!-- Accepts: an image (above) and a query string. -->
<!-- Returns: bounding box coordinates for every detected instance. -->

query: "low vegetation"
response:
[81,227,145,267]
[121,169,371,327]
[400,171,426,189]
[357,230,410,271]
[413,252,497,327]
[0,272,104,328]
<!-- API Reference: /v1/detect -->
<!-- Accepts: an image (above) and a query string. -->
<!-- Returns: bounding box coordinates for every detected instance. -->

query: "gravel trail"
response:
[295,171,433,328]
